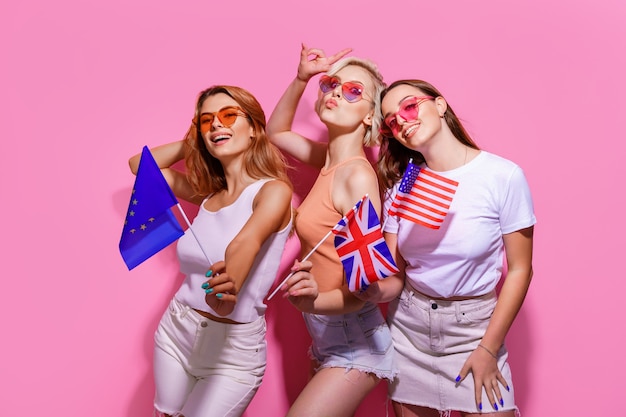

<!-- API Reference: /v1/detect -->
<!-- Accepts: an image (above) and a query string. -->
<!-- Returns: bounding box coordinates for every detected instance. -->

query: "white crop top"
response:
[383,151,536,298]
[175,179,292,323]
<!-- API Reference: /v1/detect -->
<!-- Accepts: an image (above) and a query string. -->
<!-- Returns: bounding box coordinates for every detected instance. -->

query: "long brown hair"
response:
[377,79,479,193]
[183,85,291,197]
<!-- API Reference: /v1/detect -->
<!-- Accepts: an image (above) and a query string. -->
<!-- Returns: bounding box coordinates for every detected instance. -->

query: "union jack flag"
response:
[388,161,459,229]
[333,195,399,292]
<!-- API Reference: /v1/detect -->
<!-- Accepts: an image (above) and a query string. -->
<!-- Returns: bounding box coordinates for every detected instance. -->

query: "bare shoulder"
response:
[259,179,292,197]
[252,180,293,231]
[255,179,293,207]
[333,159,380,214]
[335,160,377,192]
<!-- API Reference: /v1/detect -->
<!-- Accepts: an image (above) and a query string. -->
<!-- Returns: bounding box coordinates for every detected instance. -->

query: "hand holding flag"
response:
[333,195,399,292]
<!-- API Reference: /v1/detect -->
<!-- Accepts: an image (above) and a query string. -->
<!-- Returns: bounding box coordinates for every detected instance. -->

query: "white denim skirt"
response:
[387,287,518,414]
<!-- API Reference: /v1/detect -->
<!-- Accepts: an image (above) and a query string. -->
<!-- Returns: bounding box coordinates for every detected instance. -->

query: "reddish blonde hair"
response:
[183,85,291,197]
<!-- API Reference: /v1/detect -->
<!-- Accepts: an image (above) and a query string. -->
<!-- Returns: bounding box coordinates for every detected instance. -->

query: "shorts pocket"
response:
[358,307,392,355]
[304,313,348,356]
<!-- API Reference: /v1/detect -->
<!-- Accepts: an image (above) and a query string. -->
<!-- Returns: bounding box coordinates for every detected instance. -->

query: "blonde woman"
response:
[267,46,395,417]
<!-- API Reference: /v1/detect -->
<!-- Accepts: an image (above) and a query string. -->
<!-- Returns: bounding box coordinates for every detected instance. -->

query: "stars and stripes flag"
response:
[388,161,459,229]
[333,195,399,292]
[119,146,185,270]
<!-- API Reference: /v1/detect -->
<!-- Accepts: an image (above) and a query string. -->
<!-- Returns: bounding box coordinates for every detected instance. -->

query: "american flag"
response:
[333,195,399,292]
[388,161,459,229]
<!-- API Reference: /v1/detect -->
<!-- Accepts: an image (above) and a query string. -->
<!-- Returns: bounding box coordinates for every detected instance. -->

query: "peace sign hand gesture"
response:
[297,43,352,82]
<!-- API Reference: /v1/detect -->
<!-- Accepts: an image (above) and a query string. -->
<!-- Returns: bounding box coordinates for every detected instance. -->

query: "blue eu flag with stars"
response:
[119,146,184,270]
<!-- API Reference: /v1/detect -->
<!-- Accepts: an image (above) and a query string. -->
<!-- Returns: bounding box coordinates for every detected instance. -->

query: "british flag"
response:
[333,195,399,292]
[388,161,459,229]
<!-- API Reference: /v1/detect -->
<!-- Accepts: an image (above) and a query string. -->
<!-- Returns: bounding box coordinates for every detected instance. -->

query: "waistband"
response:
[303,301,380,321]
[402,284,497,313]
[171,298,266,333]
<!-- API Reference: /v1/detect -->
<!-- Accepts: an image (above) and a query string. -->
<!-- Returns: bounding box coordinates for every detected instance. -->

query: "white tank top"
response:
[175,179,292,322]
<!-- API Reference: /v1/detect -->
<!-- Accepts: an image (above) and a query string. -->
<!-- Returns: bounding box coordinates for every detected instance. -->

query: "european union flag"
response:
[119,146,184,270]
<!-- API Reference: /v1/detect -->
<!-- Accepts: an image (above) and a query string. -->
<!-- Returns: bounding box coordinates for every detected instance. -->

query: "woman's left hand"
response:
[202,261,237,317]
[456,345,510,412]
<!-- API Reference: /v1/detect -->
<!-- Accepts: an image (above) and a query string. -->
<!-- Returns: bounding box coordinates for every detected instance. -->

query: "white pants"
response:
[153,298,266,417]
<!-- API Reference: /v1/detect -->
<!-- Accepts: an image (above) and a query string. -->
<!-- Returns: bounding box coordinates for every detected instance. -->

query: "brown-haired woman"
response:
[361,79,535,417]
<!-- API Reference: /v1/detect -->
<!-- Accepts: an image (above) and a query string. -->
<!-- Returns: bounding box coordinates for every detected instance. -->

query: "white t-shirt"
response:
[175,179,292,323]
[383,151,536,298]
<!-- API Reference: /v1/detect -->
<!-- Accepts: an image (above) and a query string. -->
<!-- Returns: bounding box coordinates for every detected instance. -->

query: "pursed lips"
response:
[325,98,338,109]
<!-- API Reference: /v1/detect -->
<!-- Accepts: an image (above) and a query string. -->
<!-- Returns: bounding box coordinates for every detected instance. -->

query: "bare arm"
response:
[266,44,351,168]
[480,226,534,355]
[458,226,534,409]
[223,180,293,294]
[128,140,200,204]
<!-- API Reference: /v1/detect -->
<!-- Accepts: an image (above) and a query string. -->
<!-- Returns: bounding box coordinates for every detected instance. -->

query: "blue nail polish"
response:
[478,403,482,411]
[201,282,209,289]
[205,270,213,278]
[506,385,510,391]
[494,403,499,411]
[216,293,223,299]
[455,375,461,383]
[500,398,504,406]
[205,288,213,294]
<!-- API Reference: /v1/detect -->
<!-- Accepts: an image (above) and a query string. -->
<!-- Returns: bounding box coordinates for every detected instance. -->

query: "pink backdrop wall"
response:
[2,0,624,415]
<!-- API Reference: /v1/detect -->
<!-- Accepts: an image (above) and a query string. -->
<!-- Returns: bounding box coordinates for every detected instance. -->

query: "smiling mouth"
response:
[211,134,231,143]
[403,124,419,138]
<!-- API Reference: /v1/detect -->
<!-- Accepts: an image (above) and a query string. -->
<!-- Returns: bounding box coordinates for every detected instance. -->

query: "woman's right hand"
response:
[282,260,319,311]
[202,261,237,317]
[297,44,352,82]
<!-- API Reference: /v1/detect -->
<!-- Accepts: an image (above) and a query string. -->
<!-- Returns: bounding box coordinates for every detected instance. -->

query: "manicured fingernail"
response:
[216,293,223,299]
[205,270,213,277]
[506,385,510,392]
[205,288,213,294]
[493,403,499,411]
[478,403,482,411]
[500,398,504,406]
[201,282,209,289]
[455,375,461,383]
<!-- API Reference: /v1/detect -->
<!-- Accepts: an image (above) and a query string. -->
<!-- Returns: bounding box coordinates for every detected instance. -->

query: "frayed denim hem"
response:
[392,401,520,416]
[154,409,184,417]
[314,362,397,382]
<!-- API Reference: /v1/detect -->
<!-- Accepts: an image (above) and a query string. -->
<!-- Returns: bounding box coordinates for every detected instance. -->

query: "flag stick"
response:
[266,196,366,301]
[175,203,213,266]
[382,158,414,230]
[266,228,334,301]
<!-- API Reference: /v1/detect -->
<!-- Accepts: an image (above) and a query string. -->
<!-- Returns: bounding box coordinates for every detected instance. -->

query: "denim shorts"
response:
[387,287,518,414]
[303,302,396,380]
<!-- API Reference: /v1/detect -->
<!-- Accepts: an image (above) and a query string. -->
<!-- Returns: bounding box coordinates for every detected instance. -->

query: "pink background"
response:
[2,0,624,415]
